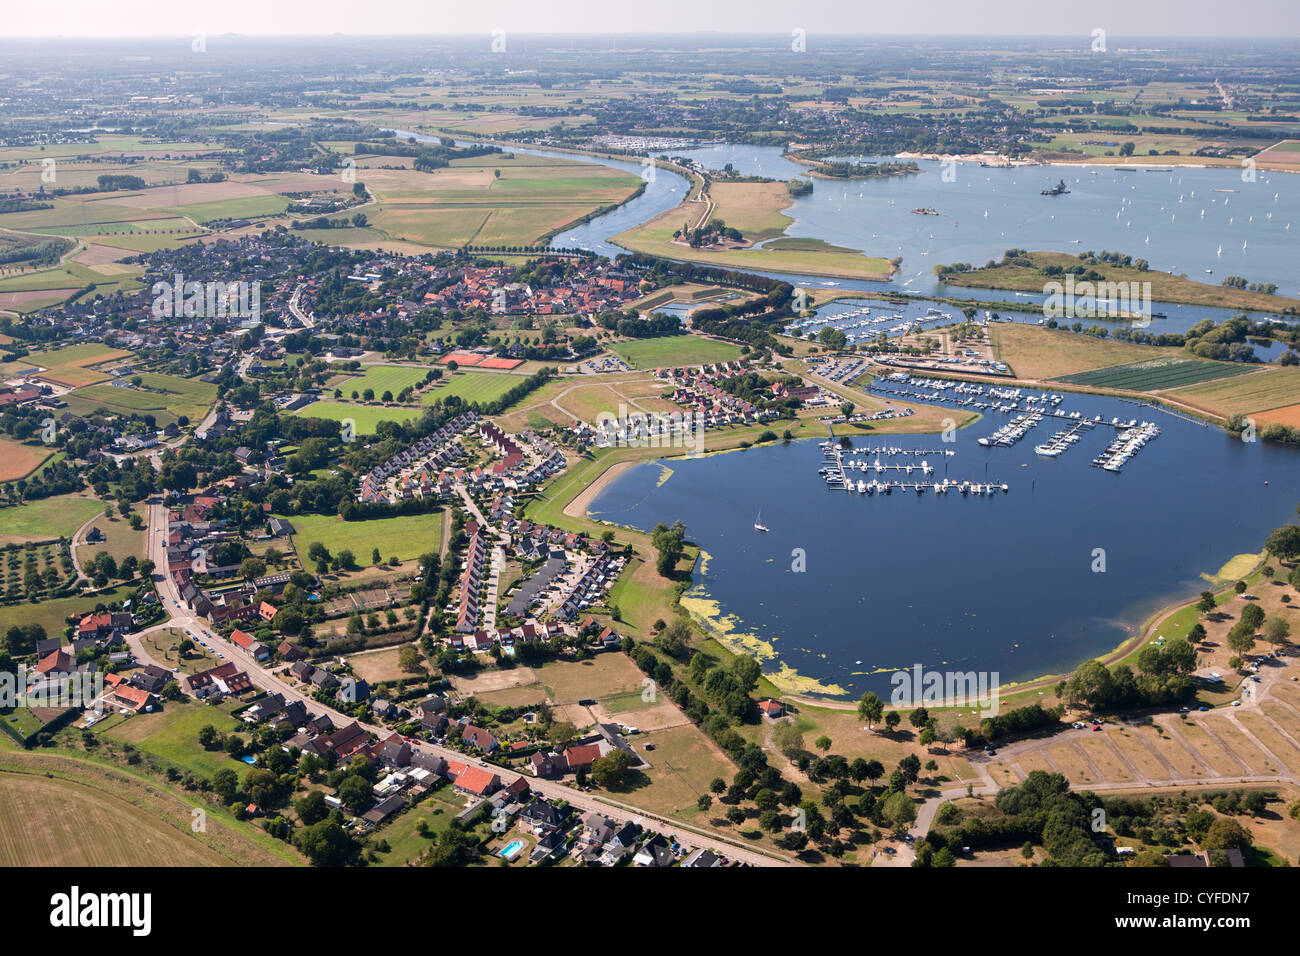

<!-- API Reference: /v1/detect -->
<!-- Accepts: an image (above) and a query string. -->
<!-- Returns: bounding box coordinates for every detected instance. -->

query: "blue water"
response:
[590,385,1300,697]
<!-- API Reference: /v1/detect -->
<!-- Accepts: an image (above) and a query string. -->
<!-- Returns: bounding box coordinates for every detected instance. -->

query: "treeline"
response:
[96,174,146,191]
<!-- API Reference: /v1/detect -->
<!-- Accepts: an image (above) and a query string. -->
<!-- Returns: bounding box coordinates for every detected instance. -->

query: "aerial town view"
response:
[2,0,1298,929]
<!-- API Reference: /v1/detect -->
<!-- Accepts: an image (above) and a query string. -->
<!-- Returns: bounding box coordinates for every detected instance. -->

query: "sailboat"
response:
[754,510,770,533]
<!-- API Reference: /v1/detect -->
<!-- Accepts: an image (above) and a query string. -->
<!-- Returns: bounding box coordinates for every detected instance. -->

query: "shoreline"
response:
[561,457,640,521]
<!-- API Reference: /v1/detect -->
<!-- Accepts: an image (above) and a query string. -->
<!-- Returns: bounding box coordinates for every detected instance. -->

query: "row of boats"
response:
[977,412,1044,447]
[1092,422,1162,472]
[824,475,1009,496]
[1033,421,1094,457]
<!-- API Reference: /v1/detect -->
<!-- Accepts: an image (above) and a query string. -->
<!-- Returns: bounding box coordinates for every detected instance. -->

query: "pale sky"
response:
[2,0,1297,39]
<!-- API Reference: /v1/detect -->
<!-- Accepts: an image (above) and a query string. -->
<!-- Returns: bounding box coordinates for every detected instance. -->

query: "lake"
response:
[589,384,1300,698]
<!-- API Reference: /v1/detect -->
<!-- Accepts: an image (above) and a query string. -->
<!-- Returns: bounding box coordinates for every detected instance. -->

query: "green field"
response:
[0,495,106,542]
[287,511,443,564]
[0,585,134,637]
[295,401,427,434]
[62,373,217,425]
[1052,357,1256,391]
[102,702,250,779]
[609,335,744,369]
[421,370,523,405]
[340,364,432,397]
[170,195,289,224]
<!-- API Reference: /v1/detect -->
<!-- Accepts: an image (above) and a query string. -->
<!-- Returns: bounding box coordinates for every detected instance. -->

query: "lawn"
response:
[140,627,220,675]
[0,585,135,641]
[0,495,106,543]
[1053,357,1255,391]
[609,335,744,369]
[102,701,249,780]
[288,511,444,564]
[74,515,146,571]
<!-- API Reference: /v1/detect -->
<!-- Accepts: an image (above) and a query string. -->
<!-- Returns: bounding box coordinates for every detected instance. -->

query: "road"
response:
[145,501,790,866]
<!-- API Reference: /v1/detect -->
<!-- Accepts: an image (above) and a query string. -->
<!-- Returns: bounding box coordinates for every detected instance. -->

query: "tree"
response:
[857,691,884,730]
[1198,591,1218,615]
[884,711,901,733]
[772,722,804,757]
[1201,817,1251,852]
[908,707,929,728]
[696,794,712,812]
[814,735,832,752]
[590,749,635,789]
[881,791,916,832]
[338,775,373,813]
[1262,617,1291,646]
[294,791,329,825]
[197,724,220,749]
[212,767,239,802]
[398,645,422,672]
[241,557,267,580]
[294,820,361,867]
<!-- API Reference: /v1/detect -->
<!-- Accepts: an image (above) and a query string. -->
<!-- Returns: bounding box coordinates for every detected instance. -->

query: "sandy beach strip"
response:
[562,458,640,520]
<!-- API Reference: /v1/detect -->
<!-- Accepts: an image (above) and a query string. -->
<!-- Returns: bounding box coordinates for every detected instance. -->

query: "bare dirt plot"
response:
[1271,680,1300,711]
[473,685,549,709]
[0,439,52,482]
[599,697,688,732]
[1110,726,1177,781]
[0,289,78,311]
[448,666,538,696]
[1076,734,1135,783]
[97,180,274,210]
[349,646,420,684]
[984,761,1024,787]
[1196,717,1280,775]
[1235,711,1300,774]
[1041,743,1100,786]
[1254,404,1300,428]
[552,702,597,729]
[534,653,645,705]
[1174,720,1249,776]
[1134,723,1208,779]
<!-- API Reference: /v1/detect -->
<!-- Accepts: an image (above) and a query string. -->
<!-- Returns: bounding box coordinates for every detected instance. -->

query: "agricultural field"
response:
[1,539,78,603]
[61,372,217,426]
[0,494,105,544]
[0,438,55,482]
[1053,356,1255,391]
[608,334,744,369]
[6,342,133,387]
[0,770,233,866]
[287,511,443,565]
[991,323,1188,380]
[1160,366,1300,419]
[360,154,641,249]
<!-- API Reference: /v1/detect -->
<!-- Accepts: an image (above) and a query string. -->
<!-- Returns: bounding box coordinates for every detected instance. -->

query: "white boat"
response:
[754,510,769,533]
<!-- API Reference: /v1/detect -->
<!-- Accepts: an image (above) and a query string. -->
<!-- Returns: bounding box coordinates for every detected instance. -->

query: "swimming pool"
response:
[499,840,524,860]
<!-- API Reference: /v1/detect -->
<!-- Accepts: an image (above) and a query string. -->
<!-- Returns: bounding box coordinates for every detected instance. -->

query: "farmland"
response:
[0,439,55,482]
[7,342,133,387]
[609,335,744,369]
[1161,366,1300,418]
[62,372,217,426]
[991,323,1189,380]
[1053,356,1255,391]
[288,511,444,564]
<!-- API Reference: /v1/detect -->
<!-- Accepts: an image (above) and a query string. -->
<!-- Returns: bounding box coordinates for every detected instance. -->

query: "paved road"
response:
[146,502,790,867]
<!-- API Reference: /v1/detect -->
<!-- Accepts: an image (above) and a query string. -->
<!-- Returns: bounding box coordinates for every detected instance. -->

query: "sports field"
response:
[295,401,426,434]
[421,370,523,405]
[288,511,443,563]
[339,364,431,397]
[1052,357,1254,391]
[609,335,744,369]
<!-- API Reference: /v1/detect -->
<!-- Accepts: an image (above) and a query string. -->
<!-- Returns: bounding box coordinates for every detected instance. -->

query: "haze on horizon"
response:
[2,0,1298,40]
